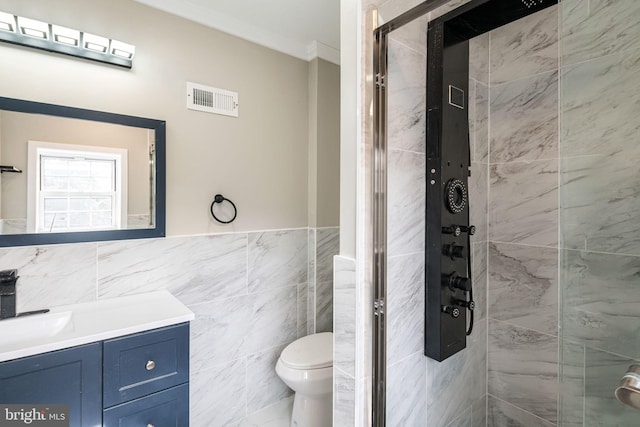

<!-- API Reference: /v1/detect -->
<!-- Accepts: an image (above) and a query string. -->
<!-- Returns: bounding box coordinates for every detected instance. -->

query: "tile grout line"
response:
[555,4,563,423]
[486,24,492,427]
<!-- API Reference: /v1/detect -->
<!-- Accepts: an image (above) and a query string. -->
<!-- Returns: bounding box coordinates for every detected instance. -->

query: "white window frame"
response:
[27,140,128,233]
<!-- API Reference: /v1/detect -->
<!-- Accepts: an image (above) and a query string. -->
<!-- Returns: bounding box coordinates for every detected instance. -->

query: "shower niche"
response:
[424,0,557,362]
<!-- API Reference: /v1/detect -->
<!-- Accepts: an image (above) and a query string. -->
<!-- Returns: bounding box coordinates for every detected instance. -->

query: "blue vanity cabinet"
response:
[0,322,190,427]
[102,322,190,426]
[103,383,189,427]
[0,342,102,427]
[103,322,190,407]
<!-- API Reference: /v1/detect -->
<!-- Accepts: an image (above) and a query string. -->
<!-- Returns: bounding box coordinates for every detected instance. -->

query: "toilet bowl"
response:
[276,332,333,427]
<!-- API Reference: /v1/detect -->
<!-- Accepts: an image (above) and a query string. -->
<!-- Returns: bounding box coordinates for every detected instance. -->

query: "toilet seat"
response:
[276,332,333,427]
[279,332,332,370]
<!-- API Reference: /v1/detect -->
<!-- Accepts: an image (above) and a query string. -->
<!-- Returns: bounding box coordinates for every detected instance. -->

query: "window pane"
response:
[68,159,91,177]
[36,146,122,232]
[69,198,91,211]
[41,157,69,177]
[43,198,68,212]
[92,212,112,227]
[43,176,68,191]
[91,177,113,192]
[69,197,112,212]
[94,197,112,210]
[43,213,68,230]
[91,160,114,178]
[69,212,90,228]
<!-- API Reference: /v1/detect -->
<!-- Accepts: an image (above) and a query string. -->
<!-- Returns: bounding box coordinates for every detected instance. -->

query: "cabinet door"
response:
[103,323,189,407]
[103,383,189,427]
[0,343,102,427]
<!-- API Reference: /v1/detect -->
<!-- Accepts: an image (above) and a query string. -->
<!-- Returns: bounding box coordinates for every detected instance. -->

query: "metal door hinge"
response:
[374,299,385,316]
[375,73,385,89]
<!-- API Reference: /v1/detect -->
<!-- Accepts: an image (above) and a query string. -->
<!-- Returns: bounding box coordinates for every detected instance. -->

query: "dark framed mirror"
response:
[0,96,165,247]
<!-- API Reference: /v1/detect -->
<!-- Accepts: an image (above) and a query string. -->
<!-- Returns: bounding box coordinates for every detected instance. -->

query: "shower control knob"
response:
[455,299,475,311]
[442,305,460,319]
[444,272,471,292]
[442,225,475,236]
[460,225,476,236]
[443,244,464,259]
[442,225,462,236]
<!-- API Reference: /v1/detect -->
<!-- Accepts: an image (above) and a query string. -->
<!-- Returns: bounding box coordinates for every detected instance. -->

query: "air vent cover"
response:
[186,82,238,117]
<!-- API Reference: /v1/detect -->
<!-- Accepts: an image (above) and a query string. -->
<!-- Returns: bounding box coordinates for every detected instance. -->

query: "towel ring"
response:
[210,194,237,224]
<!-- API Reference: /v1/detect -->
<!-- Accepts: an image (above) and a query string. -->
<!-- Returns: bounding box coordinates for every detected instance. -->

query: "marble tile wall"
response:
[487,5,561,427]
[368,1,640,427]
[380,6,489,424]
[558,1,640,425]
[385,26,429,425]
[0,226,339,426]
[333,255,357,427]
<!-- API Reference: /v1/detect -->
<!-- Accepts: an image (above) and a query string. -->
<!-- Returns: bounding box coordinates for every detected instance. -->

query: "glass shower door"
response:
[559,1,640,425]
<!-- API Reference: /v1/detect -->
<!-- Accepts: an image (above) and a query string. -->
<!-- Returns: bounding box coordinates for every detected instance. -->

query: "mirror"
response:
[0,96,165,247]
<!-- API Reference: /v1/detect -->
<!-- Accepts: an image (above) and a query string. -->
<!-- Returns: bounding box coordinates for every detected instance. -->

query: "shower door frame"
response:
[372,1,453,425]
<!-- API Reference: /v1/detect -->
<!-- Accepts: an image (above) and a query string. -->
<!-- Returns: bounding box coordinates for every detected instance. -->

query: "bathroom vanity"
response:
[0,291,193,427]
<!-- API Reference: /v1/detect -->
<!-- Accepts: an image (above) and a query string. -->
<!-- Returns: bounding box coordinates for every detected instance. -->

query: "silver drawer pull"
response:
[147,424,154,427]
[145,360,156,371]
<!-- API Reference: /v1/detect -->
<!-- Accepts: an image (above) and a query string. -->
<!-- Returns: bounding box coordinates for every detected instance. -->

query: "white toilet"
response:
[276,332,333,427]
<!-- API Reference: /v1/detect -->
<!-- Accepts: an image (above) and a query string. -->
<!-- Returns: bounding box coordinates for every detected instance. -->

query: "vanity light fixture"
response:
[52,25,79,46]
[0,11,134,69]
[83,33,109,53]
[17,16,49,39]
[110,40,135,59]
[0,11,16,32]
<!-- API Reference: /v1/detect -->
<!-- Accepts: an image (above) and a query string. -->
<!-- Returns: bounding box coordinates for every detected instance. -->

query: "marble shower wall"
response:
[558,1,640,425]
[379,0,488,423]
[366,1,640,426]
[487,5,561,426]
[0,226,339,426]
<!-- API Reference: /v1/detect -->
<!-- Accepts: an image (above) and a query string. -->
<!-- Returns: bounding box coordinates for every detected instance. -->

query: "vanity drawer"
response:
[103,322,189,407]
[103,383,189,427]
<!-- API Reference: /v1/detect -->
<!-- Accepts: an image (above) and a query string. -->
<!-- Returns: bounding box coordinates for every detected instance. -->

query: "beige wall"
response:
[316,59,341,227]
[308,58,341,228]
[0,111,150,219]
[0,0,310,235]
[0,114,3,215]
[340,0,359,258]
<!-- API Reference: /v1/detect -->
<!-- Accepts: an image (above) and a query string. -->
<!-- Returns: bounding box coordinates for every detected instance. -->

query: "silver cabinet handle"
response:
[147,424,154,427]
[146,360,156,371]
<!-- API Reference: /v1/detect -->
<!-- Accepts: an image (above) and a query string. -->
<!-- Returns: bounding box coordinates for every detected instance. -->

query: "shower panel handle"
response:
[444,272,471,292]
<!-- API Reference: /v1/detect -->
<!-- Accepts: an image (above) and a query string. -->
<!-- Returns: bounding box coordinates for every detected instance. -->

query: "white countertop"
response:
[0,291,195,362]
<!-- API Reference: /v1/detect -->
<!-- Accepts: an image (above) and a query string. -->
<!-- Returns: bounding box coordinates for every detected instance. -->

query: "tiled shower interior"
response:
[381,0,640,425]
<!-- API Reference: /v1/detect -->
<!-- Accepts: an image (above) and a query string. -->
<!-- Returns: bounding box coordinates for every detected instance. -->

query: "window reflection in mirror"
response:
[0,96,165,247]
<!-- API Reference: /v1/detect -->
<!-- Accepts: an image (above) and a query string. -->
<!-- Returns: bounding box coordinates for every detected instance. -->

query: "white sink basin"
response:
[0,291,194,362]
[0,310,73,347]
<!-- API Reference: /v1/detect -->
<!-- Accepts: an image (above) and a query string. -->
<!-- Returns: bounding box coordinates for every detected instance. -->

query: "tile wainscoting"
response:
[0,226,339,426]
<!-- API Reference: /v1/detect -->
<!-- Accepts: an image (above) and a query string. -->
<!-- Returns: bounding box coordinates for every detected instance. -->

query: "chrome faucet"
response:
[0,269,18,319]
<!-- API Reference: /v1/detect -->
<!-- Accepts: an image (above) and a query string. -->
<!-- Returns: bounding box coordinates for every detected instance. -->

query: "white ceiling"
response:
[133,0,341,64]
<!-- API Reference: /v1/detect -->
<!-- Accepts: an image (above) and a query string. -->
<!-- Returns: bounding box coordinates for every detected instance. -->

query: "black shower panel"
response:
[425,29,474,362]
[423,0,558,362]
